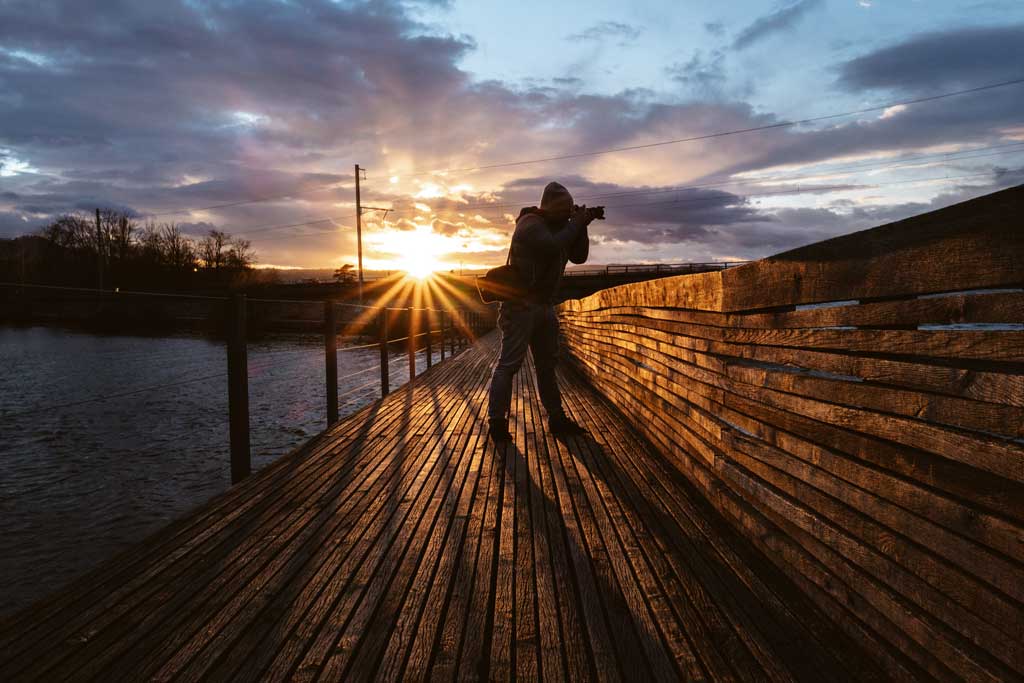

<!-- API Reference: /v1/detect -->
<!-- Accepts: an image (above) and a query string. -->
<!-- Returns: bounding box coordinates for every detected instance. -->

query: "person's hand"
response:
[569,204,592,228]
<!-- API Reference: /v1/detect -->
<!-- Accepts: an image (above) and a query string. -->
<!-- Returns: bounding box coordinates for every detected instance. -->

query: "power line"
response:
[236,145,1024,242]
[75,76,1024,222]
[131,178,354,220]
[367,77,1024,179]
[597,169,1021,212]
[369,142,1024,220]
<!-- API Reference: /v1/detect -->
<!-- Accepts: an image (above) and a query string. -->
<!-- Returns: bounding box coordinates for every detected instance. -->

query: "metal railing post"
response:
[379,308,390,397]
[227,293,251,484]
[407,307,417,382]
[451,310,458,354]
[324,301,338,426]
[440,310,446,361]
[426,310,433,369]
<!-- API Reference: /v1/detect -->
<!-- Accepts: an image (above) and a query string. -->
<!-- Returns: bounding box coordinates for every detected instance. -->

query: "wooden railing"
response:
[556,184,1024,682]
[561,261,749,277]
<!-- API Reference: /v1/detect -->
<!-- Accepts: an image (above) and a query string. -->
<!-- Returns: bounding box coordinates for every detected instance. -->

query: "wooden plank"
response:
[272,358,487,680]
[400,404,500,681]
[567,312,1024,363]
[560,349,949,681]
[558,371,884,682]
[3,400,413,681]
[85,348,492,682]
[530,375,622,683]
[565,344,1019,683]
[718,183,1024,310]
[338,375,489,681]
[560,322,1024,522]
[563,336,1024,606]
[524,364,598,682]
[564,184,1024,315]
[479,405,517,682]
[511,368,540,682]
[545,400,654,680]
[521,363,570,682]
[12,325,1016,681]
[571,289,1024,330]
[168,350,495,682]
[558,411,681,681]
[561,315,1024,409]
[561,322,1024,483]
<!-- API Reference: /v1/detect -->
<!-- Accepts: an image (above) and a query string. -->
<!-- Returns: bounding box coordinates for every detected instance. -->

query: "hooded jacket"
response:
[508,204,590,305]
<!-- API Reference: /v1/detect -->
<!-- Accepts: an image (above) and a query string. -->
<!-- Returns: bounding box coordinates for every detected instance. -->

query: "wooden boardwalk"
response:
[0,333,881,682]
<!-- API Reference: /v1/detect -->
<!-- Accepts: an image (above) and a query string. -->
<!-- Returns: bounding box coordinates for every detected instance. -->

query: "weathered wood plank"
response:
[561,322,1024,483]
[571,289,1024,329]
[0,332,895,683]
[563,184,1024,315]
[563,336,1024,616]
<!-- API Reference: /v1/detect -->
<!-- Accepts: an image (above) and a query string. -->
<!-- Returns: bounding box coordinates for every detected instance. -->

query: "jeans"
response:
[487,300,564,421]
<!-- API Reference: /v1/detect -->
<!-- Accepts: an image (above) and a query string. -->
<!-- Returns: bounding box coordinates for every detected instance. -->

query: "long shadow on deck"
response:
[0,335,887,682]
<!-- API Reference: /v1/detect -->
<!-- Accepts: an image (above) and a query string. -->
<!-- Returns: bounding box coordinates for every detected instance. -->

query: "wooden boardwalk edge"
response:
[0,334,881,682]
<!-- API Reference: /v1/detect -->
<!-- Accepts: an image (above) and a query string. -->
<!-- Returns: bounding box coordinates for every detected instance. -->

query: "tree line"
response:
[1,208,264,290]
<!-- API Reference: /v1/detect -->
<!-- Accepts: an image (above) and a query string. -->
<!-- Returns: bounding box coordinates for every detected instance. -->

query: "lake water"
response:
[0,325,440,616]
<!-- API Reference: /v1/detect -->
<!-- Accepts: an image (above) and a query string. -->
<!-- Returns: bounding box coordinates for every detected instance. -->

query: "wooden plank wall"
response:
[556,185,1024,682]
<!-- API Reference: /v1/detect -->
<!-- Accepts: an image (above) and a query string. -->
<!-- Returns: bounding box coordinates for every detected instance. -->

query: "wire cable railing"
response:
[2,285,490,484]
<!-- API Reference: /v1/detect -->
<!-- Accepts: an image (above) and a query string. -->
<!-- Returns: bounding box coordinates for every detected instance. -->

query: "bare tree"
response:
[225,236,255,269]
[160,223,196,269]
[138,221,162,262]
[198,229,228,269]
[109,214,135,262]
[40,214,93,252]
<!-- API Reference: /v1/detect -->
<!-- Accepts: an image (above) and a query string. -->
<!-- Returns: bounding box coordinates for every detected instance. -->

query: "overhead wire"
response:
[366,77,1024,179]
[59,77,1024,233]
[238,164,1024,249]
[233,141,1024,241]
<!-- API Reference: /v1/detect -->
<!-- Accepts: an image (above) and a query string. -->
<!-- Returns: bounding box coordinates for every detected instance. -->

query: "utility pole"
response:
[95,208,103,291]
[354,163,365,304]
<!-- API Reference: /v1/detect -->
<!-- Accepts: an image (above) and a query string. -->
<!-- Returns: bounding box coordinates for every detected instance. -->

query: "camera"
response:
[574,204,606,221]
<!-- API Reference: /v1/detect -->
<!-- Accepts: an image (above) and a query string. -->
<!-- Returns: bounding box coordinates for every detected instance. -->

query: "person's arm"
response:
[568,223,589,264]
[516,210,589,258]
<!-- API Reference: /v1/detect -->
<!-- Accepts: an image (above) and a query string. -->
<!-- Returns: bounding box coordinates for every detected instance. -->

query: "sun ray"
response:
[429,275,483,340]
[337,272,408,339]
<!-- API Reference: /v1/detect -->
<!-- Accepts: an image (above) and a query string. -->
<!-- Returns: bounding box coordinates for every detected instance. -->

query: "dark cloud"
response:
[837,24,1024,92]
[704,22,725,37]
[703,24,1024,179]
[0,1,1019,265]
[667,50,727,98]
[732,0,822,50]
[568,21,643,45]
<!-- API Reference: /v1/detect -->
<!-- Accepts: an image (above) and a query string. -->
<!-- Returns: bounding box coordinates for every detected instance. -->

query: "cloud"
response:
[568,21,643,45]
[837,24,1024,92]
[667,50,727,98]
[0,1,1020,266]
[704,22,725,37]
[732,0,823,50]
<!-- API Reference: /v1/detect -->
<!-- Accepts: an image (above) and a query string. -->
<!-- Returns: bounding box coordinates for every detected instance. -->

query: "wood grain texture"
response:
[0,334,872,682]
[556,185,1024,683]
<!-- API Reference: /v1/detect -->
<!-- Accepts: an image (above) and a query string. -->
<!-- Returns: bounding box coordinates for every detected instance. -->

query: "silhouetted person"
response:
[487,181,597,443]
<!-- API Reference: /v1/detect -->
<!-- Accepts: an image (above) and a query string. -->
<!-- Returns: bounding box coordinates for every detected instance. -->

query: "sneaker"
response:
[549,414,586,437]
[488,418,512,444]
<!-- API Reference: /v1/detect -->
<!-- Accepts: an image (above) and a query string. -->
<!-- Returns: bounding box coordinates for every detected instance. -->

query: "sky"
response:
[1,0,1023,271]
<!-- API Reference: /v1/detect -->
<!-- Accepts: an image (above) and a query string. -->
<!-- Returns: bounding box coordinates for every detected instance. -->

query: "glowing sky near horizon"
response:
[1,0,1023,271]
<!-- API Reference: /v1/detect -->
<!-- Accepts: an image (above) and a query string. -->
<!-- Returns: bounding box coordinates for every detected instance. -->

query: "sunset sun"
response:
[370,224,451,280]
[399,251,442,280]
